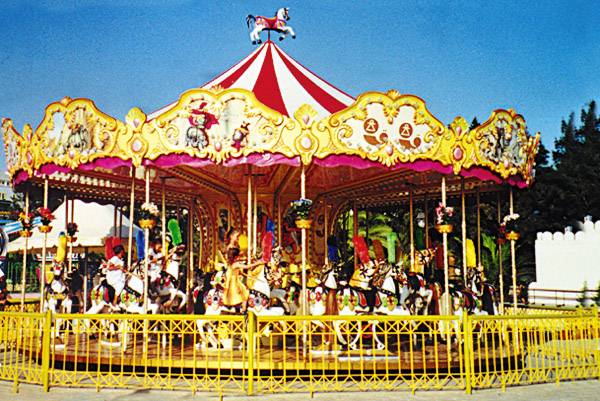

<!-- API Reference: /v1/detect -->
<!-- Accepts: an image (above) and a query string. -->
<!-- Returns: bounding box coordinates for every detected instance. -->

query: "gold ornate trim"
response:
[2,90,539,186]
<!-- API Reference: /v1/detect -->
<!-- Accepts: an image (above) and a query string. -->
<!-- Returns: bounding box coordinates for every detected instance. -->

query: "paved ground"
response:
[2,380,600,401]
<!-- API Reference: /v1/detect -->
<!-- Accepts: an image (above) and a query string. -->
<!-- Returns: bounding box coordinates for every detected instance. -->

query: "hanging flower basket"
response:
[505,231,520,241]
[434,202,454,235]
[20,230,32,238]
[38,225,52,234]
[36,207,55,227]
[66,222,78,238]
[295,219,312,229]
[435,224,454,234]
[139,218,157,230]
[17,210,34,232]
[289,198,313,229]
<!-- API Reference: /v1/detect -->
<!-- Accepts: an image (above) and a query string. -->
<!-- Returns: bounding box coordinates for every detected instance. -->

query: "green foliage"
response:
[578,281,589,306]
[513,101,600,285]
[595,282,600,306]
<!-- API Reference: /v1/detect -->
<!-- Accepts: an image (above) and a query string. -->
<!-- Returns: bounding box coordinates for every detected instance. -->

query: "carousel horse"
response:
[332,261,418,350]
[195,256,285,349]
[45,262,73,315]
[300,261,343,317]
[149,245,188,313]
[437,281,487,344]
[86,260,159,348]
[246,7,296,44]
[438,285,464,344]
[397,268,434,315]
[44,262,76,346]
[467,268,498,316]
[333,260,386,350]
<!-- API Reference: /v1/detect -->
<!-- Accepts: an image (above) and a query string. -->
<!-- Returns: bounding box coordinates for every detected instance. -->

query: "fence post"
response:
[41,308,52,392]
[247,312,255,395]
[463,311,473,394]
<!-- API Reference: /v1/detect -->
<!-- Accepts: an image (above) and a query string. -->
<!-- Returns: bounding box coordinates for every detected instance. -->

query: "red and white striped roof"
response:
[149,41,354,119]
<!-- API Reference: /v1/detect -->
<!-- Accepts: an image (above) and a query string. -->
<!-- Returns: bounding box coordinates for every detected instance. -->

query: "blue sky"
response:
[1,0,599,169]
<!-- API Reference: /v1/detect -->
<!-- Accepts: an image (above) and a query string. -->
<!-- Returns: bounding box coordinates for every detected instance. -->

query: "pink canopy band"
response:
[143,152,300,169]
[13,152,527,189]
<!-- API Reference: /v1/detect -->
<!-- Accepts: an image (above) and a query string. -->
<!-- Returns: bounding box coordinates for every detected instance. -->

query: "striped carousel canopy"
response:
[148,41,354,119]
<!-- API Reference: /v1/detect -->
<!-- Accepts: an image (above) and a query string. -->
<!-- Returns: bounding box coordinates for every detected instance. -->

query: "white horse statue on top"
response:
[246,7,296,45]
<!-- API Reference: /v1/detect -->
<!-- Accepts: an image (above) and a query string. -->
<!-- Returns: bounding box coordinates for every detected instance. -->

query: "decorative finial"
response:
[246,7,296,45]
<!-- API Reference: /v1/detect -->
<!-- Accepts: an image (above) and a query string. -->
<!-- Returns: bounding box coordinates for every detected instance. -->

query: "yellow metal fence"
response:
[0,307,598,395]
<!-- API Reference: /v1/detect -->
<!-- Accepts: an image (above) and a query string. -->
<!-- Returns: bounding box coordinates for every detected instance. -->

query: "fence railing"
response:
[528,288,599,307]
[0,307,598,395]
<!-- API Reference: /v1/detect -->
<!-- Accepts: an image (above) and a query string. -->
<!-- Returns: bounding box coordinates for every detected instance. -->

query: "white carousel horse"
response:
[467,269,499,316]
[44,264,75,346]
[149,248,188,314]
[333,262,416,350]
[85,262,159,349]
[398,269,434,313]
[438,284,487,344]
[195,260,286,349]
[246,7,296,44]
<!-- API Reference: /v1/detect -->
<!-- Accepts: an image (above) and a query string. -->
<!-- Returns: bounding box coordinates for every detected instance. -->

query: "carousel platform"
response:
[25,333,518,373]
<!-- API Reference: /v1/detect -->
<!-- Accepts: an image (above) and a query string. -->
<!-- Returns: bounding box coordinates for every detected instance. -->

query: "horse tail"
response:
[246,15,255,28]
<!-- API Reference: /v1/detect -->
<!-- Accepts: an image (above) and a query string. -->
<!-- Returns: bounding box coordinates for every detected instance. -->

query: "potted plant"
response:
[18,210,34,237]
[36,207,55,233]
[502,213,520,241]
[67,222,79,242]
[139,202,159,229]
[290,198,313,229]
[434,202,454,234]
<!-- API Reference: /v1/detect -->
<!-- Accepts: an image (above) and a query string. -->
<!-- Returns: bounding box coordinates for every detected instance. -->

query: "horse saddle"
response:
[349,269,371,290]
[102,287,111,303]
[355,290,381,309]
[258,16,284,30]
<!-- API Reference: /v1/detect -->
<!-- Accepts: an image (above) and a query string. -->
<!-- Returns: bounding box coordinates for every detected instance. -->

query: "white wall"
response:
[533,217,600,299]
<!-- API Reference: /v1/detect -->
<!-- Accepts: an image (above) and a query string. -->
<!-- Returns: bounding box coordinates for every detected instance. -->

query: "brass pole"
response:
[510,188,517,312]
[476,187,481,266]
[127,167,135,269]
[197,203,203,272]
[424,192,429,248]
[161,178,166,251]
[39,178,49,311]
[461,178,467,283]
[324,201,329,265]
[409,188,415,271]
[353,201,358,271]
[188,202,194,311]
[113,200,118,237]
[247,169,252,263]
[118,206,123,242]
[300,164,308,360]
[64,195,68,232]
[497,191,504,314]
[442,177,450,315]
[276,195,282,246]
[143,168,150,314]
[20,190,29,311]
[83,246,89,312]
[253,181,258,258]
[68,199,74,274]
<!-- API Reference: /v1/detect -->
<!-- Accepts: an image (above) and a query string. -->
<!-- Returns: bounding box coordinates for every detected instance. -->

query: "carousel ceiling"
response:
[2,41,540,198]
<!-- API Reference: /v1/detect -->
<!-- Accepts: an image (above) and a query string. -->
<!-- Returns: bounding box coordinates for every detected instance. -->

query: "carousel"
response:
[0,10,543,393]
